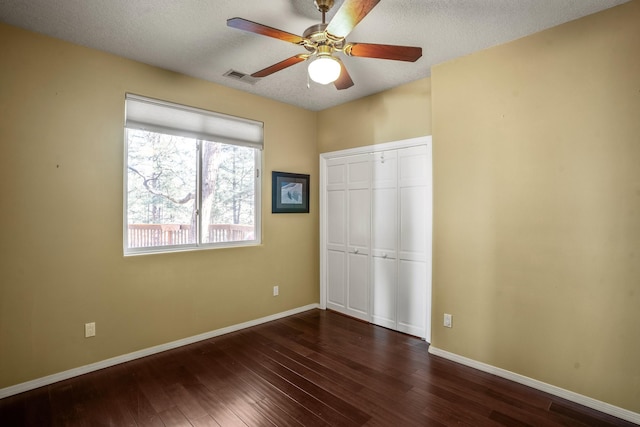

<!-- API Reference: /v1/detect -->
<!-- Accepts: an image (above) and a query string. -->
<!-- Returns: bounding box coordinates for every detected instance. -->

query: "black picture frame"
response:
[272,171,310,213]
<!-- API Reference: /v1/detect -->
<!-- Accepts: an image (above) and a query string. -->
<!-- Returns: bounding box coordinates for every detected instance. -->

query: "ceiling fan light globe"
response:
[308,56,341,85]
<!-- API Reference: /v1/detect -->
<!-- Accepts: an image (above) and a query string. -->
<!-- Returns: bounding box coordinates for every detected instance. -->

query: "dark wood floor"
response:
[0,309,634,426]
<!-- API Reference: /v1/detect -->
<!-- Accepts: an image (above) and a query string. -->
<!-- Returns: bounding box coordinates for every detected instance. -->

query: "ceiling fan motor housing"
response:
[302,23,346,54]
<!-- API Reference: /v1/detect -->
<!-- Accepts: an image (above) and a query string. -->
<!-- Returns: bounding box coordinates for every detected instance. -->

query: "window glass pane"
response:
[201,141,256,244]
[127,129,197,249]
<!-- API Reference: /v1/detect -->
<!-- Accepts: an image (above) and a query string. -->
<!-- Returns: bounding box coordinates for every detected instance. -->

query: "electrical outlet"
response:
[85,322,96,338]
[443,314,453,328]
[273,285,279,296]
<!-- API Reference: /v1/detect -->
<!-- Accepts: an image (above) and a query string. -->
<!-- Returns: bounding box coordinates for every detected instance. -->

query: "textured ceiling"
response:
[0,0,630,111]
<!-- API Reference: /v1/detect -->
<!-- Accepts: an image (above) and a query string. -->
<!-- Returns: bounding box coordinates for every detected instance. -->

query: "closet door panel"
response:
[348,189,370,251]
[399,186,427,262]
[371,256,397,329]
[326,190,346,250]
[398,145,429,188]
[347,252,369,320]
[326,161,346,191]
[326,250,346,310]
[347,154,371,253]
[397,259,427,337]
[371,187,397,258]
[347,155,370,189]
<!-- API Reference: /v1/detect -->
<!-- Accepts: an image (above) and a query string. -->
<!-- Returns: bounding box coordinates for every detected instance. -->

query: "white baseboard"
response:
[0,304,320,400]
[428,346,640,425]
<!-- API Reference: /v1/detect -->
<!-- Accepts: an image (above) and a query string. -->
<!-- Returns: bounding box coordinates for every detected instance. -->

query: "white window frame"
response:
[123,94,263,256]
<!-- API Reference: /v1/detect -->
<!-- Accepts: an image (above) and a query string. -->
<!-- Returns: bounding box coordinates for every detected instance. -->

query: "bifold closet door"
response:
[326,154,371,321]
[325,157,347,314]
[397,145,430,337]
[323,141,431,339]
[371,150,398,329]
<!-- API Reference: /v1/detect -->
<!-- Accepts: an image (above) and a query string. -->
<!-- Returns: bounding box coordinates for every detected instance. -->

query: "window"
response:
[124,94,262,255]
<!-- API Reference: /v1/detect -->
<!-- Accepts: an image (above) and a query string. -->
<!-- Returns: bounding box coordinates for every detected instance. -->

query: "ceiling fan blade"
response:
[346,43,422,62]
[227,17,305,45]
[334,60,354,90]
[251,55,308,78]
[325,0,380,39]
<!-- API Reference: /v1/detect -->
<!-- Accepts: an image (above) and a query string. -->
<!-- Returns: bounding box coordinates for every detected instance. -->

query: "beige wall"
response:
[431,0,640,412]
[0,24,319,388]
[317,77,431,153]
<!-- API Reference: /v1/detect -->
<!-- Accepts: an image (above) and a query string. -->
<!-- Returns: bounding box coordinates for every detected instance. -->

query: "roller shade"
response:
[125,94,263,149]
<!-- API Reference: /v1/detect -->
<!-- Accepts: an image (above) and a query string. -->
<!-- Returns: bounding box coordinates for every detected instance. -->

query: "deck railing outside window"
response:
[127,224,254,248]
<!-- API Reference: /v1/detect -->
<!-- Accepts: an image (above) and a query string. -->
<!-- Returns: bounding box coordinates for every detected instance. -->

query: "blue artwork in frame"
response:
[272,171,310,213]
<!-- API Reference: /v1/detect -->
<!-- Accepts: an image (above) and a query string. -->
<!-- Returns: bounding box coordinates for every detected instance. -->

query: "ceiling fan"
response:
[227,0,422,90]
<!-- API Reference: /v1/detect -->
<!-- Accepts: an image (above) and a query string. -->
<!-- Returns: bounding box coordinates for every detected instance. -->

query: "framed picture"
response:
[272,171,310,213]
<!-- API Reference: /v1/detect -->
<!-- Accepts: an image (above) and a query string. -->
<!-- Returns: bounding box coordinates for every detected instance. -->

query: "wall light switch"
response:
[273,285,279,296]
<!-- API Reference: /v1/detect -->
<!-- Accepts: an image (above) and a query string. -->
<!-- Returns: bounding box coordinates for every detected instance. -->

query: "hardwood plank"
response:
[118,382,165,427]
[86,364,138,426]
[192,414,223,427]
[165,383,209,422]
[489,410,535,427]
[231,334,371,425]
[252,397,308,427]
[131,359,177,414]
[185,346,298,426]
[257,325,415,395]
[0,393,27,426]
[216,339,360,427]
[158,405,192,427]
[192,344,328,427]
[242,329,431,426]
[410,365,567,426]
[48,379,95,427]
[549,400,638,427]
[183,383,251,427]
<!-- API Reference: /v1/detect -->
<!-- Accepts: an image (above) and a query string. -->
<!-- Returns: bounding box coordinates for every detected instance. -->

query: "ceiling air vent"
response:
[223,69,259,85]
